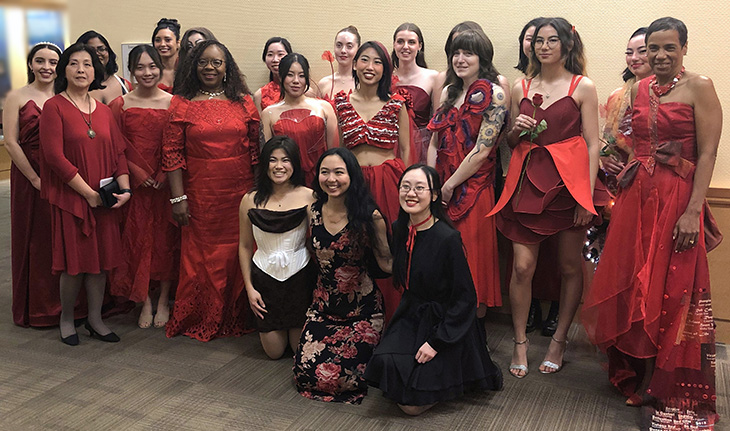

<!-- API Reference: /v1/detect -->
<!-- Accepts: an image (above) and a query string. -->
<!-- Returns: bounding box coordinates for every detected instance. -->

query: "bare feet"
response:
[154,302,170,328]
[138,297,154,329]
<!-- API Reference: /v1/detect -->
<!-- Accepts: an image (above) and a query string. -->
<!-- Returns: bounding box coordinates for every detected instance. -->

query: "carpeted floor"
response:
[0,179,726,431]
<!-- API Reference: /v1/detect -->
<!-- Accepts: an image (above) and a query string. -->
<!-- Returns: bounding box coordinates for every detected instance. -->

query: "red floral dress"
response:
[293,202,384,404]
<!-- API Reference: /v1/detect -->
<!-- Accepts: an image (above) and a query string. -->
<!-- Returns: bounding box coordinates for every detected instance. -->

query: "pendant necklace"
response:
[65,91,95,138]
[199,88,225,99]
[650,67,685,97]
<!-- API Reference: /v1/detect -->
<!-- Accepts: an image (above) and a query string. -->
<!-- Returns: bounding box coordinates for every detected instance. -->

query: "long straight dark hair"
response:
[253,136,305,207]
[352,41,393,102]
[515,17,545,74]
[391,22,428,68]
[622,27,648,82]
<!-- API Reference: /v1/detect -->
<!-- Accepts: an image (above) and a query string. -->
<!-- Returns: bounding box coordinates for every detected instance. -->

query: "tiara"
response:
[34,41,63,52]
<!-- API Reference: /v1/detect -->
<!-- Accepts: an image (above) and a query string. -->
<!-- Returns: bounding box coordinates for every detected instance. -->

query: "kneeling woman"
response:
[365,164,503,415]
[239,136,315,359]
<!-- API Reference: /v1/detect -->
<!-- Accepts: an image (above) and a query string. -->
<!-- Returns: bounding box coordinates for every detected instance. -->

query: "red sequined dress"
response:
[10,100,62,326]
[335,90,406,322]
[108,97,180,303]
[272,109,327,186]
[583,78,719,429]
[428,79,502,307]
[161,95,260,341]
[260,81,281,111]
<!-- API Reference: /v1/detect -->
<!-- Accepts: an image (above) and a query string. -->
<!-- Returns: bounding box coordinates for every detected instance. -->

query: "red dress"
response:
[490,76,609,242]
[161,95,260,341]
[260,81,281,111]
[10,101,61,326]
[428,79,502,307]
[398,84,432,164]
[108,97,179,303]
[39,95,129,275]
[272,109,326,186]
[335,90,406,322]
[583,79,719,429]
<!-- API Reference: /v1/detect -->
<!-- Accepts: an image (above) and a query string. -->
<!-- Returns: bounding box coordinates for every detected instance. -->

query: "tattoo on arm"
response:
[472,102,508,159]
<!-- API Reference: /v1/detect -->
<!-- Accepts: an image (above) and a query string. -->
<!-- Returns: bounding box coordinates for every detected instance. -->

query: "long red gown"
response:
[428,79,502,308]
[108,97,179,303]
[10,100,62,326]
[161,95,260,341]
[335,90,406,322]
[583,79,719,429]
[272,109,326,186]
[260,81,281,111]
[39,95,129,275]
[398,84,432,164]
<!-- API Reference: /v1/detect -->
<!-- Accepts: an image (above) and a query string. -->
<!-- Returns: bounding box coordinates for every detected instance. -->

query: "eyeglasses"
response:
[91,45,107,54]
[534,37,561,49]
[399,184,430,194]
[197,58,224,68]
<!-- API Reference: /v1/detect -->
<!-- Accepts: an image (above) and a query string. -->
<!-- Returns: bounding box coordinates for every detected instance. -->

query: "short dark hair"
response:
[261,37,293,82]
[353,41,393,102]
[278,53,310,98]
[646,17,688,47]
[128,44,164,73]
[75,30,118,77]
[54,43,106,94]
[253,136,305,207]
[622,27,649,82]
[392,22,427,68]
[515,17,545,74]
[174,40,250,102]
[152,18,181,42]
[27,43,62,84]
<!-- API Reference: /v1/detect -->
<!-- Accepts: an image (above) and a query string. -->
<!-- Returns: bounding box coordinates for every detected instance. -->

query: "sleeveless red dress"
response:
[583,79,719,428]
[428,79,502,307]
[108,98,180,303]
[260,81,281,111]
[10,101,62,326]
[162,96,260,341]
[272,109,327,186]
[489,76,609,242]
[397,84,432,164]
[335,90,406,323]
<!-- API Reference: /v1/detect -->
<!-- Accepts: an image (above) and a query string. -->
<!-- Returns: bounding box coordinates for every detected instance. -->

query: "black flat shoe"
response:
[84,321,120,343]
[526,299,542,333]
[541,301,559,337]
[60,331,79,346]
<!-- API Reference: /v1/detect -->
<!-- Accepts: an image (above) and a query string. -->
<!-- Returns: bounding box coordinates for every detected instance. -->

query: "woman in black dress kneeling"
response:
[365,164,503,415]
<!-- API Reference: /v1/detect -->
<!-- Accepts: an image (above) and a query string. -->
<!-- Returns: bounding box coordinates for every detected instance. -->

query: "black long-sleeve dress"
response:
[364,220,503,406]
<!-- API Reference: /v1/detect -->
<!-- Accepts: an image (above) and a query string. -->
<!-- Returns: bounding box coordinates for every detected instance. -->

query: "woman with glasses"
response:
[427,30,508,318]
[365,164,502,416]
[488,17,607,377]
[76,31,132,104]
[162,40,260,341]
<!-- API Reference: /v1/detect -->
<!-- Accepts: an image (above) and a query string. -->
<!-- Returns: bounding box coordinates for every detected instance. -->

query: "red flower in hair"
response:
[571,25,576,33]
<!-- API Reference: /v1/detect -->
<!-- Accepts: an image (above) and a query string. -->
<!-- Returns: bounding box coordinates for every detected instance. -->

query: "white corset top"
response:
[252,219,310,281]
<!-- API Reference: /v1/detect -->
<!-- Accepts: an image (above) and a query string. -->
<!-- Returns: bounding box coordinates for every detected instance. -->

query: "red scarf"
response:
[405,214,432,290]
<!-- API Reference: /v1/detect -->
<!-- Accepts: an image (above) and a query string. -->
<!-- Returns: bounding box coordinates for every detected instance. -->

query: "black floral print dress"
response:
[293,202,384,404]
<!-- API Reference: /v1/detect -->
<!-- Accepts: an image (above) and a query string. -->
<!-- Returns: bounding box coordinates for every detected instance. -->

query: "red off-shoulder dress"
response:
[259,81,281,111]
[108,97,180,303]
[398,84,432,164]
[583,78,719,429]
[161,95,260,341]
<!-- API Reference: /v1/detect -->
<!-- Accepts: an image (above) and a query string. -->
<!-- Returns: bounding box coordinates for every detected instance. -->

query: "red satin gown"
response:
[10,101,62,326]
[260,81,281,111]
[583,79,719,429]
[398,84,432,164]
[162,95,260,341]
[108,97,179,303]
[272,109,327,186]
[428,79,502,307]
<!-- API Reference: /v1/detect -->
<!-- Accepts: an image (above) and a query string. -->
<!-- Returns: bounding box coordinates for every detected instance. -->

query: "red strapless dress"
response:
[272,108,326,186]
[398,84,432,164]
[162,96,260,341]
[428,79,501,307]
[583,79,719,428]
[260,81,281,111]
[108,98,180,303]
[10,101,62,326]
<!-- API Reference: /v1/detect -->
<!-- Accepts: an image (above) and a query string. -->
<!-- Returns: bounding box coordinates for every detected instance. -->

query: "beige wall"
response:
[67,0,730,187]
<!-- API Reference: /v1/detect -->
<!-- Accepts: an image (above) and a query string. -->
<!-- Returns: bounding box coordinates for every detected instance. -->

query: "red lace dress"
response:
[259,81,281,111]
[10,101,62,326]
[397,84,432,164]
[428,79,502,307]
[583,79,719,429]
[108,98,180,303]
[272,109,326,186]
[161,96,260,341]
[335,90,406,322]
[489,76,610,242]
[39,95,129,275]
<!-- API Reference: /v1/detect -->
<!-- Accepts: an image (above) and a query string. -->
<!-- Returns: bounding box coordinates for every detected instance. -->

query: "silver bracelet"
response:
[170,194,188,204]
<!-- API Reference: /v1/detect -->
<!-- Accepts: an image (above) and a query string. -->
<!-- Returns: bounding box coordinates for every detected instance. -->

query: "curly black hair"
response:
[174,40,250,102]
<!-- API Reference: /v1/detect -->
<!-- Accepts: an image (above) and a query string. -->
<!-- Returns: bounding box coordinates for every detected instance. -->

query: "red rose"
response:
[315,362,342,382]
[532,93,544,108]
[321,50,334,62]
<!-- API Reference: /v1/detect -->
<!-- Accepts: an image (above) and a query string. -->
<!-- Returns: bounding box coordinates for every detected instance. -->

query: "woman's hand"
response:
[673,209,701,253]
[600,155,625,176]
[246,287,267,320]
[415,342,437,364]
[172,200,191,226]
[111,191,131,208]
[512,113,538,137]
[141,177,155,188]
[31,177,41,191]
[85,192,102,208]
[573,205,593,227]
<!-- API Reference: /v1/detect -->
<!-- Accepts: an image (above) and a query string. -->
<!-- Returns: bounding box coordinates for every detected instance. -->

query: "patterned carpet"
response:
[0,180,726,431]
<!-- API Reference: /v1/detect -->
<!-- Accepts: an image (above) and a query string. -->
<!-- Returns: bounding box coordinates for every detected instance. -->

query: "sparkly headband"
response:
[33,41,63,52]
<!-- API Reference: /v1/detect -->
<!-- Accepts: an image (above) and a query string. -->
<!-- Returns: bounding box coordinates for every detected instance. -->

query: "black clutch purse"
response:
[99,179,120,208]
